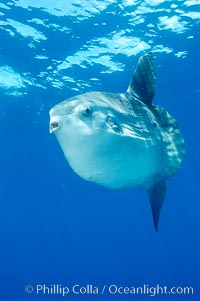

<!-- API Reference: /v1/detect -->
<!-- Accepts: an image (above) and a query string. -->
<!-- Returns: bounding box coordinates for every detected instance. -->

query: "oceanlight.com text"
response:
[25,283,194,297]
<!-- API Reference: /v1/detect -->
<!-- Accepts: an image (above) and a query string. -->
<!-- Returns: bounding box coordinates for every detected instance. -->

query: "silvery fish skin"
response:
[49,53,185,231]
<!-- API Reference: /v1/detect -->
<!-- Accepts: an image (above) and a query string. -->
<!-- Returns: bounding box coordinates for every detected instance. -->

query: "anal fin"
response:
[147,180,166,232]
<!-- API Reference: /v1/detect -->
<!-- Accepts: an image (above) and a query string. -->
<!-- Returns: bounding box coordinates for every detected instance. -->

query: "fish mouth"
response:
[49,121,59,133]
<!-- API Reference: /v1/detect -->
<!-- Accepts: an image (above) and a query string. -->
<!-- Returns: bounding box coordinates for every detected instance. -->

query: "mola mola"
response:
[49,53,185,231]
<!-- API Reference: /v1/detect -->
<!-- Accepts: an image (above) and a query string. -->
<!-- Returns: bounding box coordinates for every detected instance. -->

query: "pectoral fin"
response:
[147,180,166,232]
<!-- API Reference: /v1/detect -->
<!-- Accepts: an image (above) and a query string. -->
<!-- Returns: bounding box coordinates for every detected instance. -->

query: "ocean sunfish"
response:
[49,53,185,231]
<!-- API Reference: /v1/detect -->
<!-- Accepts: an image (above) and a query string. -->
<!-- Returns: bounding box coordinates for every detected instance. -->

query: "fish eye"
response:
[82,106,92,117]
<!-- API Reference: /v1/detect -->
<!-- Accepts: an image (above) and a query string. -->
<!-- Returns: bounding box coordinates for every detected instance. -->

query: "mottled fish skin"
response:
[50,91,162,189]
[49,53,185,231]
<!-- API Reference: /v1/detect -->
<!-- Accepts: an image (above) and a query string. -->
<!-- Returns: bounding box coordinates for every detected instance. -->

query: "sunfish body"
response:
[49,53,185,231]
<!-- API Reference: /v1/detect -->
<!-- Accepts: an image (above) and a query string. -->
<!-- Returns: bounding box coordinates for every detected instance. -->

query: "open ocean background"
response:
[0,0,200,300]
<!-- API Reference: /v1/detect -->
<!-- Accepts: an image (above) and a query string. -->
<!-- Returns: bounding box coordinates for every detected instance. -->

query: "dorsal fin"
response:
[127,52,156,105]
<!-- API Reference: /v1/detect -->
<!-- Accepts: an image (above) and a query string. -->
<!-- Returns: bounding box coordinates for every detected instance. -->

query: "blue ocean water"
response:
[0,0,200,300]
